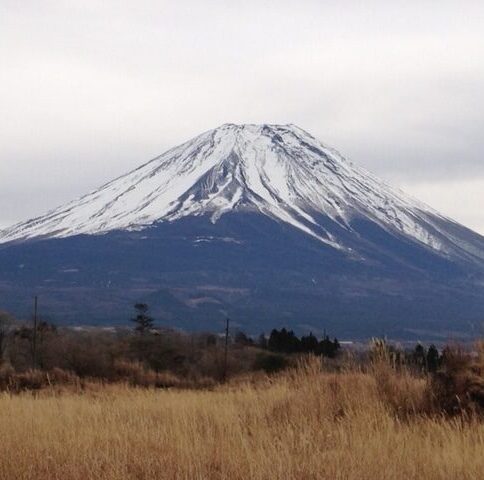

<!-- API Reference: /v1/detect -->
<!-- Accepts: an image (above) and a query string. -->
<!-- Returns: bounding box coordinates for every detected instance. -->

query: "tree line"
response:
[0,304,454,388]
[261,328,341,357]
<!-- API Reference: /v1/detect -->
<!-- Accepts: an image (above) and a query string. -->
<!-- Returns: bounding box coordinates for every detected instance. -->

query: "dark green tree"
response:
[268,328,300,353]
[131,303,154,334]
[257,333,268,349]
[317,335,340,358]
[427,344,440,373]
[300,332,318,353]
[234,331,253,346]
[413,343,427,371]
[253,352,288,373]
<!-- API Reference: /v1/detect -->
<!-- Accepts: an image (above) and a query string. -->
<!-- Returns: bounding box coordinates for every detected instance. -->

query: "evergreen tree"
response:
[234,331,253,345]
[427,344,440,373]
[268,328,340,357]
[300,332,318,353]
[131,303,154,334]
[413,343,427,371]
[268,329,281,351]
[268,328,300,353]
[257,333,268,349]
[317,335,340,358]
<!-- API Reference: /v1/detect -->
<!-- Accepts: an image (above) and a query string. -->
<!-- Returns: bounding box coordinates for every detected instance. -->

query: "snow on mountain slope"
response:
[0,124,480,260]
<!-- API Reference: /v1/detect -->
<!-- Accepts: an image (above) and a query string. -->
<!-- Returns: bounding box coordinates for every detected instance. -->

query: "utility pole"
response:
[32,295,38,370]
[222,318,230,382]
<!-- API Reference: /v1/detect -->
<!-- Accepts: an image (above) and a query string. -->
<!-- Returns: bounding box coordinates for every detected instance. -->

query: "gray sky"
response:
[1,0,483,233]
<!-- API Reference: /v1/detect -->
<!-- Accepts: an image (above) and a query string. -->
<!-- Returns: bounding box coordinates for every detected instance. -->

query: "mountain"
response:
[1,124,484,338]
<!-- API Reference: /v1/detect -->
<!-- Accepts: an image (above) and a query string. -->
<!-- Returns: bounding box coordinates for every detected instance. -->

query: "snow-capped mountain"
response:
[2,123,483,264]
[1,124,484,337]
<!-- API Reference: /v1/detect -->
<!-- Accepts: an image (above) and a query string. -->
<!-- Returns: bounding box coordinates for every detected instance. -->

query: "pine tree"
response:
[258,333,268,349]
[301,332,318,353]
[413,343,427,371]
[234,331,252,345]
[427,344,440,373]
[131,303,154,334]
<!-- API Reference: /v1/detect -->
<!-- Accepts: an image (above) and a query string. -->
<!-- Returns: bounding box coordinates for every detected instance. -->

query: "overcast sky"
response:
[1,1,483,233]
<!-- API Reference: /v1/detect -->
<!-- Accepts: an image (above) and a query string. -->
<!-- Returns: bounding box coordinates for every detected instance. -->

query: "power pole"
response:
[32,295,38,370]
[222,318,230,382]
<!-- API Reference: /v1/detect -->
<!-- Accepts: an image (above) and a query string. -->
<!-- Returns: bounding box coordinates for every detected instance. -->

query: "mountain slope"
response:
[2,123,482,261]
[1,124,483,337]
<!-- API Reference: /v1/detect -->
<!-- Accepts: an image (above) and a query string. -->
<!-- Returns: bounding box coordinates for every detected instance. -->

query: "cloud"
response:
[1,1,483,233]
[402,179,484,235]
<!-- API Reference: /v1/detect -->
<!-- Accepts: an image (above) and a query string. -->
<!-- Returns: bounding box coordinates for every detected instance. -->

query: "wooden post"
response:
[223,318,229,382]
[32,295,38,370]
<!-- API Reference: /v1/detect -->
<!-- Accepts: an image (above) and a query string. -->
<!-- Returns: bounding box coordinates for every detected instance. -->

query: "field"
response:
[0,359,483,480]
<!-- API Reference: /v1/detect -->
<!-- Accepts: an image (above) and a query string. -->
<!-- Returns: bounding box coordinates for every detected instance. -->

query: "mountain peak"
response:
[216,122,296,129]
[2,124,484,266]
[210,123,314,143]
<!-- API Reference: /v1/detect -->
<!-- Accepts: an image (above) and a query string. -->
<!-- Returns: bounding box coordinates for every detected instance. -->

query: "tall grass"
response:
[0,357,483,479]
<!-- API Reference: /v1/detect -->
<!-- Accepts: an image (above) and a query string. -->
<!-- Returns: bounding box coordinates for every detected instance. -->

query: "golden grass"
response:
[0,359,483,479]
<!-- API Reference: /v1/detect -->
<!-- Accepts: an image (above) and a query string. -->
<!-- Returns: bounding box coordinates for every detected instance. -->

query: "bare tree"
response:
[0,311,14,364]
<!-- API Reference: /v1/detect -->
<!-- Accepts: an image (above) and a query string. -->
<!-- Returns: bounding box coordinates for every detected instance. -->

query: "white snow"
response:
[0,123,468,256]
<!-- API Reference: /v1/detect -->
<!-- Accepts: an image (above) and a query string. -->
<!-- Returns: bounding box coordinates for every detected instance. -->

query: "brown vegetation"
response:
[0,355,483,479]
[1,312,484,479]
[2,325,272,386]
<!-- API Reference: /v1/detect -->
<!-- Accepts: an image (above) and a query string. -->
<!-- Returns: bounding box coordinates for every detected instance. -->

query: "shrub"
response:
[427,345,484,416]
[253,352,288,373]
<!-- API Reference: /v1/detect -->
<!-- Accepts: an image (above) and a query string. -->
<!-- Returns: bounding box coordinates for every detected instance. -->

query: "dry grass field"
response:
[0,358,483,480]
